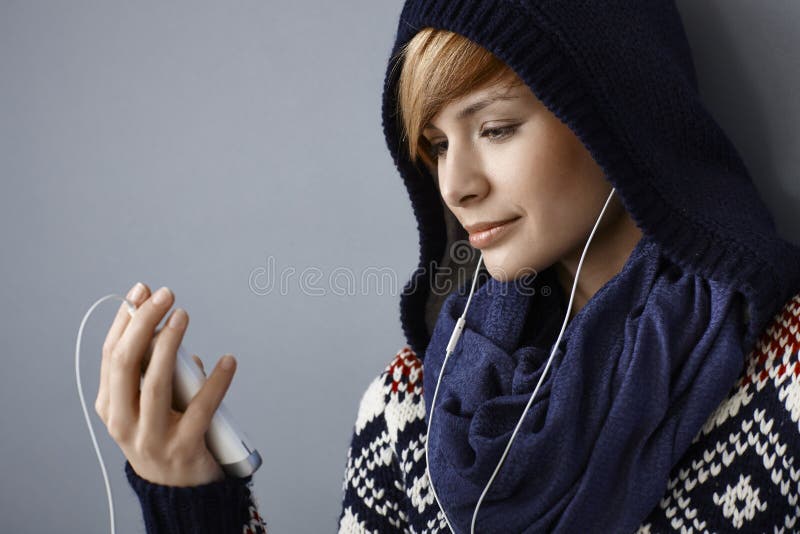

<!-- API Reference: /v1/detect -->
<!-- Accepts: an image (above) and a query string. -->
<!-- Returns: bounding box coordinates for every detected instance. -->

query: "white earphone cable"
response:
[78,188,616,534]
[426,187,617,533]
[424,253,484,534]
[75,293,136,534]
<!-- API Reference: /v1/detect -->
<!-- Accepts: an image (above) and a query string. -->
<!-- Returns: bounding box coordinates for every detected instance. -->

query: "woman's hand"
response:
[95,282,238,487]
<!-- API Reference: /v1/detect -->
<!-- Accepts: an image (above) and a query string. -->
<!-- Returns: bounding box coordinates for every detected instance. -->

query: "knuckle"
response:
[139,380,167,404]
[109,345,129,365]
[106,417,131,442]
[94,400,106,421]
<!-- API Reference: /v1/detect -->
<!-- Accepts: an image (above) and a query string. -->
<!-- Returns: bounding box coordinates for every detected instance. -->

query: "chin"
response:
[482,253,542,284]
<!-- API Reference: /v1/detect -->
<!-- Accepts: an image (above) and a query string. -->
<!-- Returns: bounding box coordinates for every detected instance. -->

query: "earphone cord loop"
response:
[75,293,136,534]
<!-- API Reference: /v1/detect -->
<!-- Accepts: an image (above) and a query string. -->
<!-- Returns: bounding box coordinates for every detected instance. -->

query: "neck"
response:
[555,204,643,321]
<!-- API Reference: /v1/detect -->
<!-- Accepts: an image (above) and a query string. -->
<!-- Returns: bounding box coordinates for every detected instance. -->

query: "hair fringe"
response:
[394,28,520,172]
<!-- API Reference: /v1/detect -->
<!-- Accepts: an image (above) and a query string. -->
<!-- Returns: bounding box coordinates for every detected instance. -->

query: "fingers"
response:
[108,286,174,435]
[96,282,150,421]
[139,307,189,435]
[178,355,237,440]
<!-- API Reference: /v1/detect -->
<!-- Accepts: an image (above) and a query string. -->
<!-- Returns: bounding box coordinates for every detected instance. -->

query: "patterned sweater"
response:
[126,293,800,533]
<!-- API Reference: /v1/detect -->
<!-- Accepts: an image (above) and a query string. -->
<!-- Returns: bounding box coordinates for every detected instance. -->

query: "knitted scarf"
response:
[423,235,747,533]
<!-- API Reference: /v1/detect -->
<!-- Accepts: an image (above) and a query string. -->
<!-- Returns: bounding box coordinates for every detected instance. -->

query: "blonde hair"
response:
[395,27,521,170]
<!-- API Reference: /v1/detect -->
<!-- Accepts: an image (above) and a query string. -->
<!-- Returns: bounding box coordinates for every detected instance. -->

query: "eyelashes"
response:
[427,124,520,161]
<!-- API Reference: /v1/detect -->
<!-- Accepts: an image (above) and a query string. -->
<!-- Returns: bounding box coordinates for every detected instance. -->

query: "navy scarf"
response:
[423,235,747,533]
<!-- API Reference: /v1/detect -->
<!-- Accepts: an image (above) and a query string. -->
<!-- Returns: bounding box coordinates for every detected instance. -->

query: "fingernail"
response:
[167,308,186,329]
[127,282,145,302]
[220,355,235,370]
[152,286,171,305]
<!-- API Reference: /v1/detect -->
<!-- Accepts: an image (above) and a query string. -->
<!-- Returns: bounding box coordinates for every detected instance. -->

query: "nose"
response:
[438,140,489,208]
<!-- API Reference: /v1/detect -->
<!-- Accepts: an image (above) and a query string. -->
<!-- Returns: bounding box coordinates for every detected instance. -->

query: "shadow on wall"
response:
[676,0,800,244]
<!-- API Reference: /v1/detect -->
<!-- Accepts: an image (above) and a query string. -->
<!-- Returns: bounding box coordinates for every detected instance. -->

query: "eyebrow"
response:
[424,94,520,131]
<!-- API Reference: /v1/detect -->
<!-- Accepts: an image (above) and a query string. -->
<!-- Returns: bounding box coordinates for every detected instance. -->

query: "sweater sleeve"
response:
[636,292,800,532]
[124,460,267,534]
[337,355,410,533]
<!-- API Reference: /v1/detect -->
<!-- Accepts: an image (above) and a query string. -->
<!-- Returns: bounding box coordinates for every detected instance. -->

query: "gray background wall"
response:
[0,1,797,532]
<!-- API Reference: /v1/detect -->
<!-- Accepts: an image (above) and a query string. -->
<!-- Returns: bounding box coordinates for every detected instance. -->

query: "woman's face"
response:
[422,74,627,282]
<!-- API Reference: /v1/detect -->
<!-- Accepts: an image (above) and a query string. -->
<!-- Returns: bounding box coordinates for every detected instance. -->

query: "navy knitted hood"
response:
[380,0,800,360]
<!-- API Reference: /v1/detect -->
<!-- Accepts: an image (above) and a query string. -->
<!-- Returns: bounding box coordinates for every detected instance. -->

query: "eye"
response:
[426,124,519,162]
[428,140,448,160]
[481,124,518,142]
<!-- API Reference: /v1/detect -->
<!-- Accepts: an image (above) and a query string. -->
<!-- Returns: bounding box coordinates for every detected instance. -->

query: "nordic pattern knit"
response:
[125,291,800,532]
[337,292,800,533]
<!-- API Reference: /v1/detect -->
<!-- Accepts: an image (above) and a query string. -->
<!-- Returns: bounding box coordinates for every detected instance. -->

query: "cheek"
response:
[507,122,589,197]
[502,145,585,226]
[511,133,610,245]
[538,126,608,210]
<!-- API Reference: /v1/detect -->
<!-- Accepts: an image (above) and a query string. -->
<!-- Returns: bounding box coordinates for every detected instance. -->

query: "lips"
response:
[464,217,521,235]
[465,217,522,248]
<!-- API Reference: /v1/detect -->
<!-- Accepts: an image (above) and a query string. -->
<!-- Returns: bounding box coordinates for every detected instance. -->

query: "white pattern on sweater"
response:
[336,293,800,533]
[131,293,800,533]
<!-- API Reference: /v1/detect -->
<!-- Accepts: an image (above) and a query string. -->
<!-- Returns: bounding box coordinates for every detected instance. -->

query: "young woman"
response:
[99,1,800,532]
